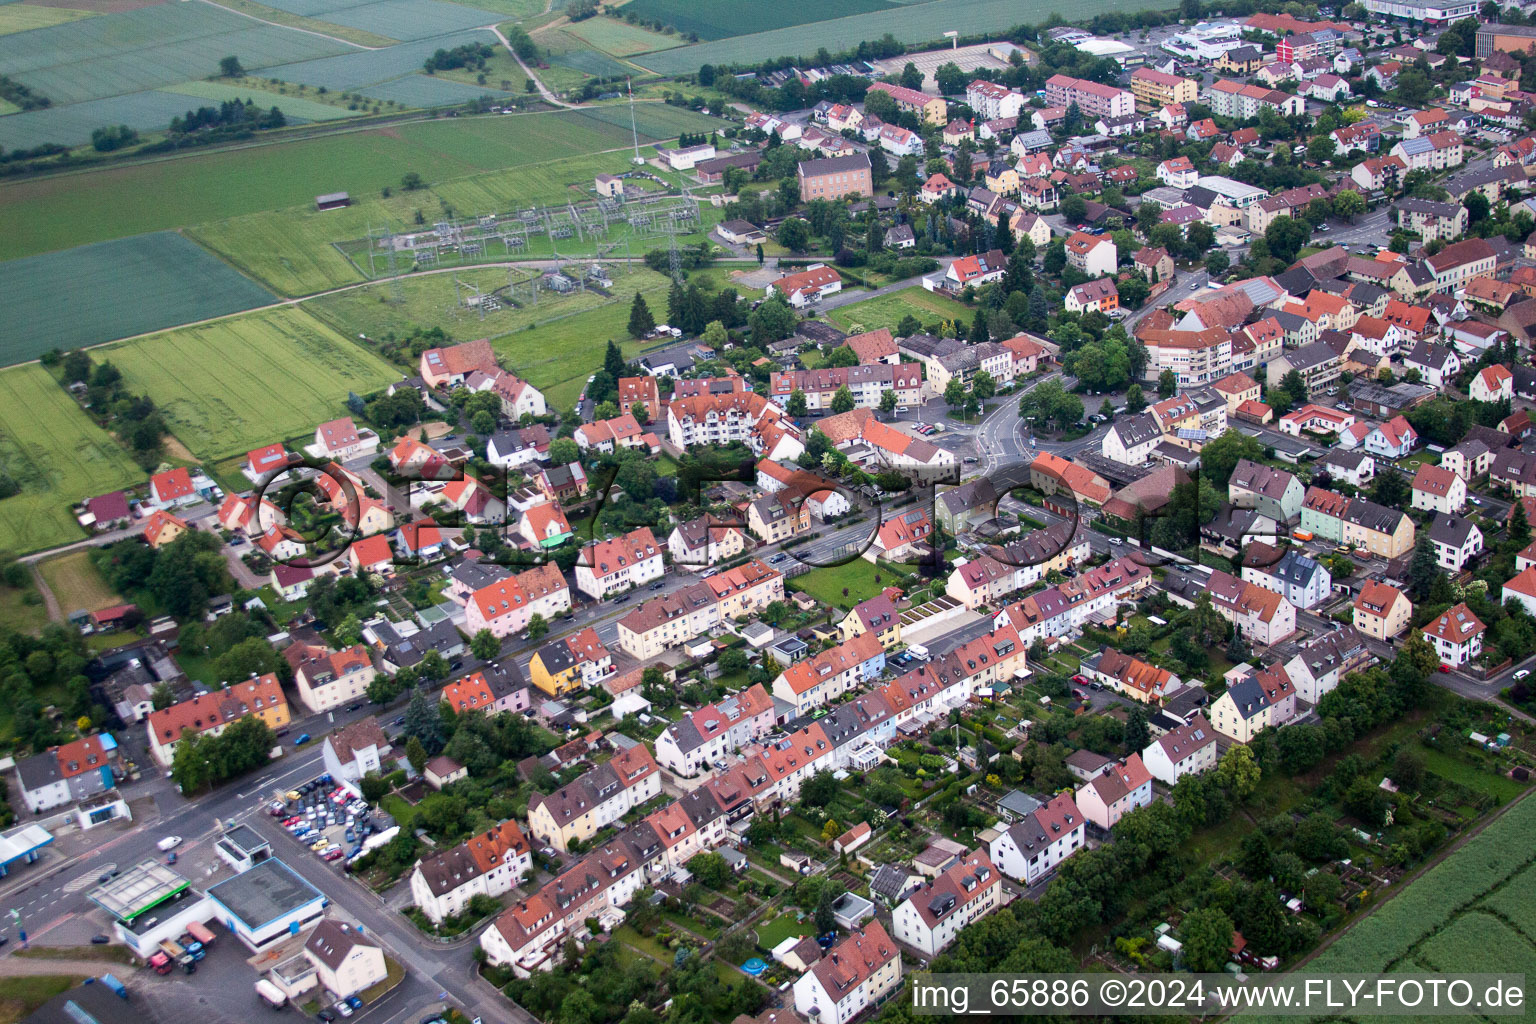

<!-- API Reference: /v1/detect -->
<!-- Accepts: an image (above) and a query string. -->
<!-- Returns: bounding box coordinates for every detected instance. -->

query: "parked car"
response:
[346,997,363,1011]
[1515,669,1530,681]
[323,848,345,862]
[294,733,311,746]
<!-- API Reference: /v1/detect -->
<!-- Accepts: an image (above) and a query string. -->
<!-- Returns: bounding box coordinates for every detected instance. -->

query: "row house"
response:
[1075,753,1153,830]
[771,631,884,717]
[992,555,1155,645]
[768,362,924,411]
[944,523,1093,610]
[1211,665,1296,743]
[617,560,784,659]
[463,563,572,638]
[1282,627,1372,704]
[1207,569,1297,646]
[525,745,661,851]
[987,793,1085,885]
[1204,78,1304,119]
[528,628,614,696]
[1141,713,1219,785]
[1080,647,1180,703]
[409,820,532,925]
[1240,545,1332,609]
[654,683,776,777]
[1424,237,1497,292]
[146,674,290,766]
[892,849,1001,956]
[740,723,837,808]
[793,921,902,1024]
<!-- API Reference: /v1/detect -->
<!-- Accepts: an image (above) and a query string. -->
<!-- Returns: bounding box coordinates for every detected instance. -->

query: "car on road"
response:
[650,581,665,589]
[268,801,286,816]
[90,935,109,944]
[334,1001,353,1018]
[346,997,363,1011]
[963,456,978,463]
[1515,669,1530,681]
[317,1012,337,1023]
[166,851,177,865]
[345,702,363,712]
[1439,664,1453,673]
[614,594,631,603]
[1071,674,1089,686]
[294,733,311,746]
[156,836,182,852]
[390,716,405,727]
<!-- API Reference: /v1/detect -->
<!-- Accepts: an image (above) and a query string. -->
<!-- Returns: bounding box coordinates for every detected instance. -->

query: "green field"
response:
[791,558,893,611]
[106,307,401,460]
[1,105,729,264]
[620,0,896,41]
[561,15,686,56]
[824,286,972,335]
[161,80,361,122]
[636,0,1117,73]
[0,232,277,364]
[0,3,96,35]
[0,365,142,555]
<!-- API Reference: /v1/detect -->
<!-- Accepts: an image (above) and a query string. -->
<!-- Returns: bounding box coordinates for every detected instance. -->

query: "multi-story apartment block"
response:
[1130,67,1197,108]
[147,674,290,766]
[986,793,1085,885]
[1044,74,1134,118]
[409,820,532,924]
[574,527,664,600]
[797,153,873,202]
[966,79,1025,120]
[768,363,924,411]
[667,391,804,461]
[792,922,902,1024]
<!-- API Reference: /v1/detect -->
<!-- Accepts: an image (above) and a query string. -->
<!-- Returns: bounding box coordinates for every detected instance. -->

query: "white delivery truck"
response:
[255,979,288,1009]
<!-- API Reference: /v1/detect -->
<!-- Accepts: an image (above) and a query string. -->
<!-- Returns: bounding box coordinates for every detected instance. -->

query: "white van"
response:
[907,644,930,661]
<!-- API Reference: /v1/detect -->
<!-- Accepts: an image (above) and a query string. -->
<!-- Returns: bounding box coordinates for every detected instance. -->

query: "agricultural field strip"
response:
[618,0,897,42]
[162,79,357,121]
[636,0,1127,74]
[0,104,727,263]
[0,231,277,366]
[0,2,95,36]
[0,364,142,555]
[105,307,402,460]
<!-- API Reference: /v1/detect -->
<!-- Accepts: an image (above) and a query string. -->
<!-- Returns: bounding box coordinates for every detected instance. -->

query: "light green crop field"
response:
[161,80,359,122]
[0,365,142,555]
[0,105,729,263]
[825,286,972,334]
[561,16,685,57]
[0,3,96,36]
[106,307,400,460]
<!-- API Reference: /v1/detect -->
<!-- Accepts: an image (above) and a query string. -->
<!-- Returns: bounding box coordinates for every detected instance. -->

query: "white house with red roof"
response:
[1074,753,1153,830]
[388,436,454,480]
[348,534,395,576]
[920,173,958,204]
[439,478,505,524]
[1362,415,1418,459]
[1421,602,1484,666]
[1411,463,1466,514]
[865,508,933,563]
[937,249,1008,290]
[575,527,663,599]
[1471,364,1514,403]
[987,792,1085,885]
[891,849,1001,956]
[769,264,842,307]
[420,339,498,388]
[148,467,196,508]
[791,921,902,1024]
[310,417,379,461]
[254,524,307,561]
[653,683,775,777]
[15,733,120,814]
[1157,156,1199,188]
[465,368,547,419]
[245,443,292,481]
[396,518,445,560]
[1141,713,1218,785]
[519,502,572,549]
[1501,566,1536,618]
[290,642,377,714]
[217,494,282,535]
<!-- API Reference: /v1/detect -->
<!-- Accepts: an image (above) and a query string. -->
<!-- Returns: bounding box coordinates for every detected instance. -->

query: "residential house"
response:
[891,850,1001,956]
[986,793,1085,885]
[1141,714,1218,785]
[1411,463,1467,514]
[1074,754,1153,830]
[1353,579,1413,640]
[1421,602,1485,666]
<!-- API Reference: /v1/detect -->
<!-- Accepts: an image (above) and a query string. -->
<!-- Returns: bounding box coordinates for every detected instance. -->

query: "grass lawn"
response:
[0,975,88,1020]
[824,286,972,335]
[360,956,406,1004]
[107,307,400,461]
[792,560,894,612]
[1418,747,1528,801]
[0,365,143,555]
[16,944,136,964]
[38,551,122,617]
[562,15,687,56]
[380,793,416,830]
[0,581,49,636]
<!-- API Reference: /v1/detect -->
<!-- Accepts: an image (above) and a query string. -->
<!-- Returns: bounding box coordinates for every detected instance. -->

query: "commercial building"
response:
[206,859,326,951]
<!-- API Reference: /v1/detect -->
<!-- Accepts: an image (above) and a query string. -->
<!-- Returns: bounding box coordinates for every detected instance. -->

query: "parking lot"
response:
[265,773,390,873]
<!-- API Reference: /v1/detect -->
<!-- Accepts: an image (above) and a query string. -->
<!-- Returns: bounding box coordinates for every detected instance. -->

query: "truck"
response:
[185,921,215,948]
[148,952,173,976]
[254,979,288,1009]
[158,939,195,972]
[99,974,128,999]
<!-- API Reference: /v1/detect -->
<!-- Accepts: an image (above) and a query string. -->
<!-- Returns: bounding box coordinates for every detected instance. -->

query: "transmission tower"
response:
[380,224,403,303]
[627,78,643,166]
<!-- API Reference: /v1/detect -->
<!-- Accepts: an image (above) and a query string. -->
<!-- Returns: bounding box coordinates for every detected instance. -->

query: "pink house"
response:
[1074,753,1153,830]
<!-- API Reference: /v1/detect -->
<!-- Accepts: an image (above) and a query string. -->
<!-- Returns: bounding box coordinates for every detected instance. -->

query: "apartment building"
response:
[409,820,532,924]
[618,560,784,659]
[891,850,1001,956]
[792,922,902,1024]
[1044,74,1134,118]
[1074,753,1153,830]
[147,674,290,766]
[1130,67,1198,107]
[288,642,377,714]
[654,683,776,777]
[526,745,661,851]
[575,527,664,600]
[667,391,804,461]
[797,153,873,202]
[768,363,924,411]
[986,793,1085,885]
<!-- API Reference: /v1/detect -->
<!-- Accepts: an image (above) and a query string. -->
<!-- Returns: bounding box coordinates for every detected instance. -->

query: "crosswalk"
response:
[61,864,112,895]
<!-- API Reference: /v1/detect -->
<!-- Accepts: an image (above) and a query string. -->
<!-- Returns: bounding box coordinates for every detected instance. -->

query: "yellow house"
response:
[1353,580,1413,640]
[985,165,1020,196]
[1341,502,1415,559]
[747,494,810,544]
[838,593,903,649]
[528,628,610,697]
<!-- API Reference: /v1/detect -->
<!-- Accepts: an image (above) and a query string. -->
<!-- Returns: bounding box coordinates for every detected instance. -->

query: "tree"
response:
[1125,383,1146,413]
[627,293,655,338]
[777,217,810,252]
[1182,907,1235,972]
[970,307,990,346]
[471,629,500,662]
[1205,250,1230,277]
[1200,429,1265,486]
[1512,500,1532,549]
[801,770,838,807]
[1370,468,1410,509]
[151,683,175,710]
[403,690,444,754]
[527,613,549,642]
[1217,745,1261,801]
[401,171,426,191]
[1265,215,1310,264]
[219,55,244,77]
[830,385,855,414]
[690,851,729,889]
[1407,532,1439,598]
[878,389,898,416]
[943,377,966,410]
[972,370,996,405]
[1157,368,1178,397]
[548,438,580,466]
[1333,189,1365,223]
[814,886,837,935]
[405,736,428,773]
[755,242,765,266]
[1124,706,1149,754]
